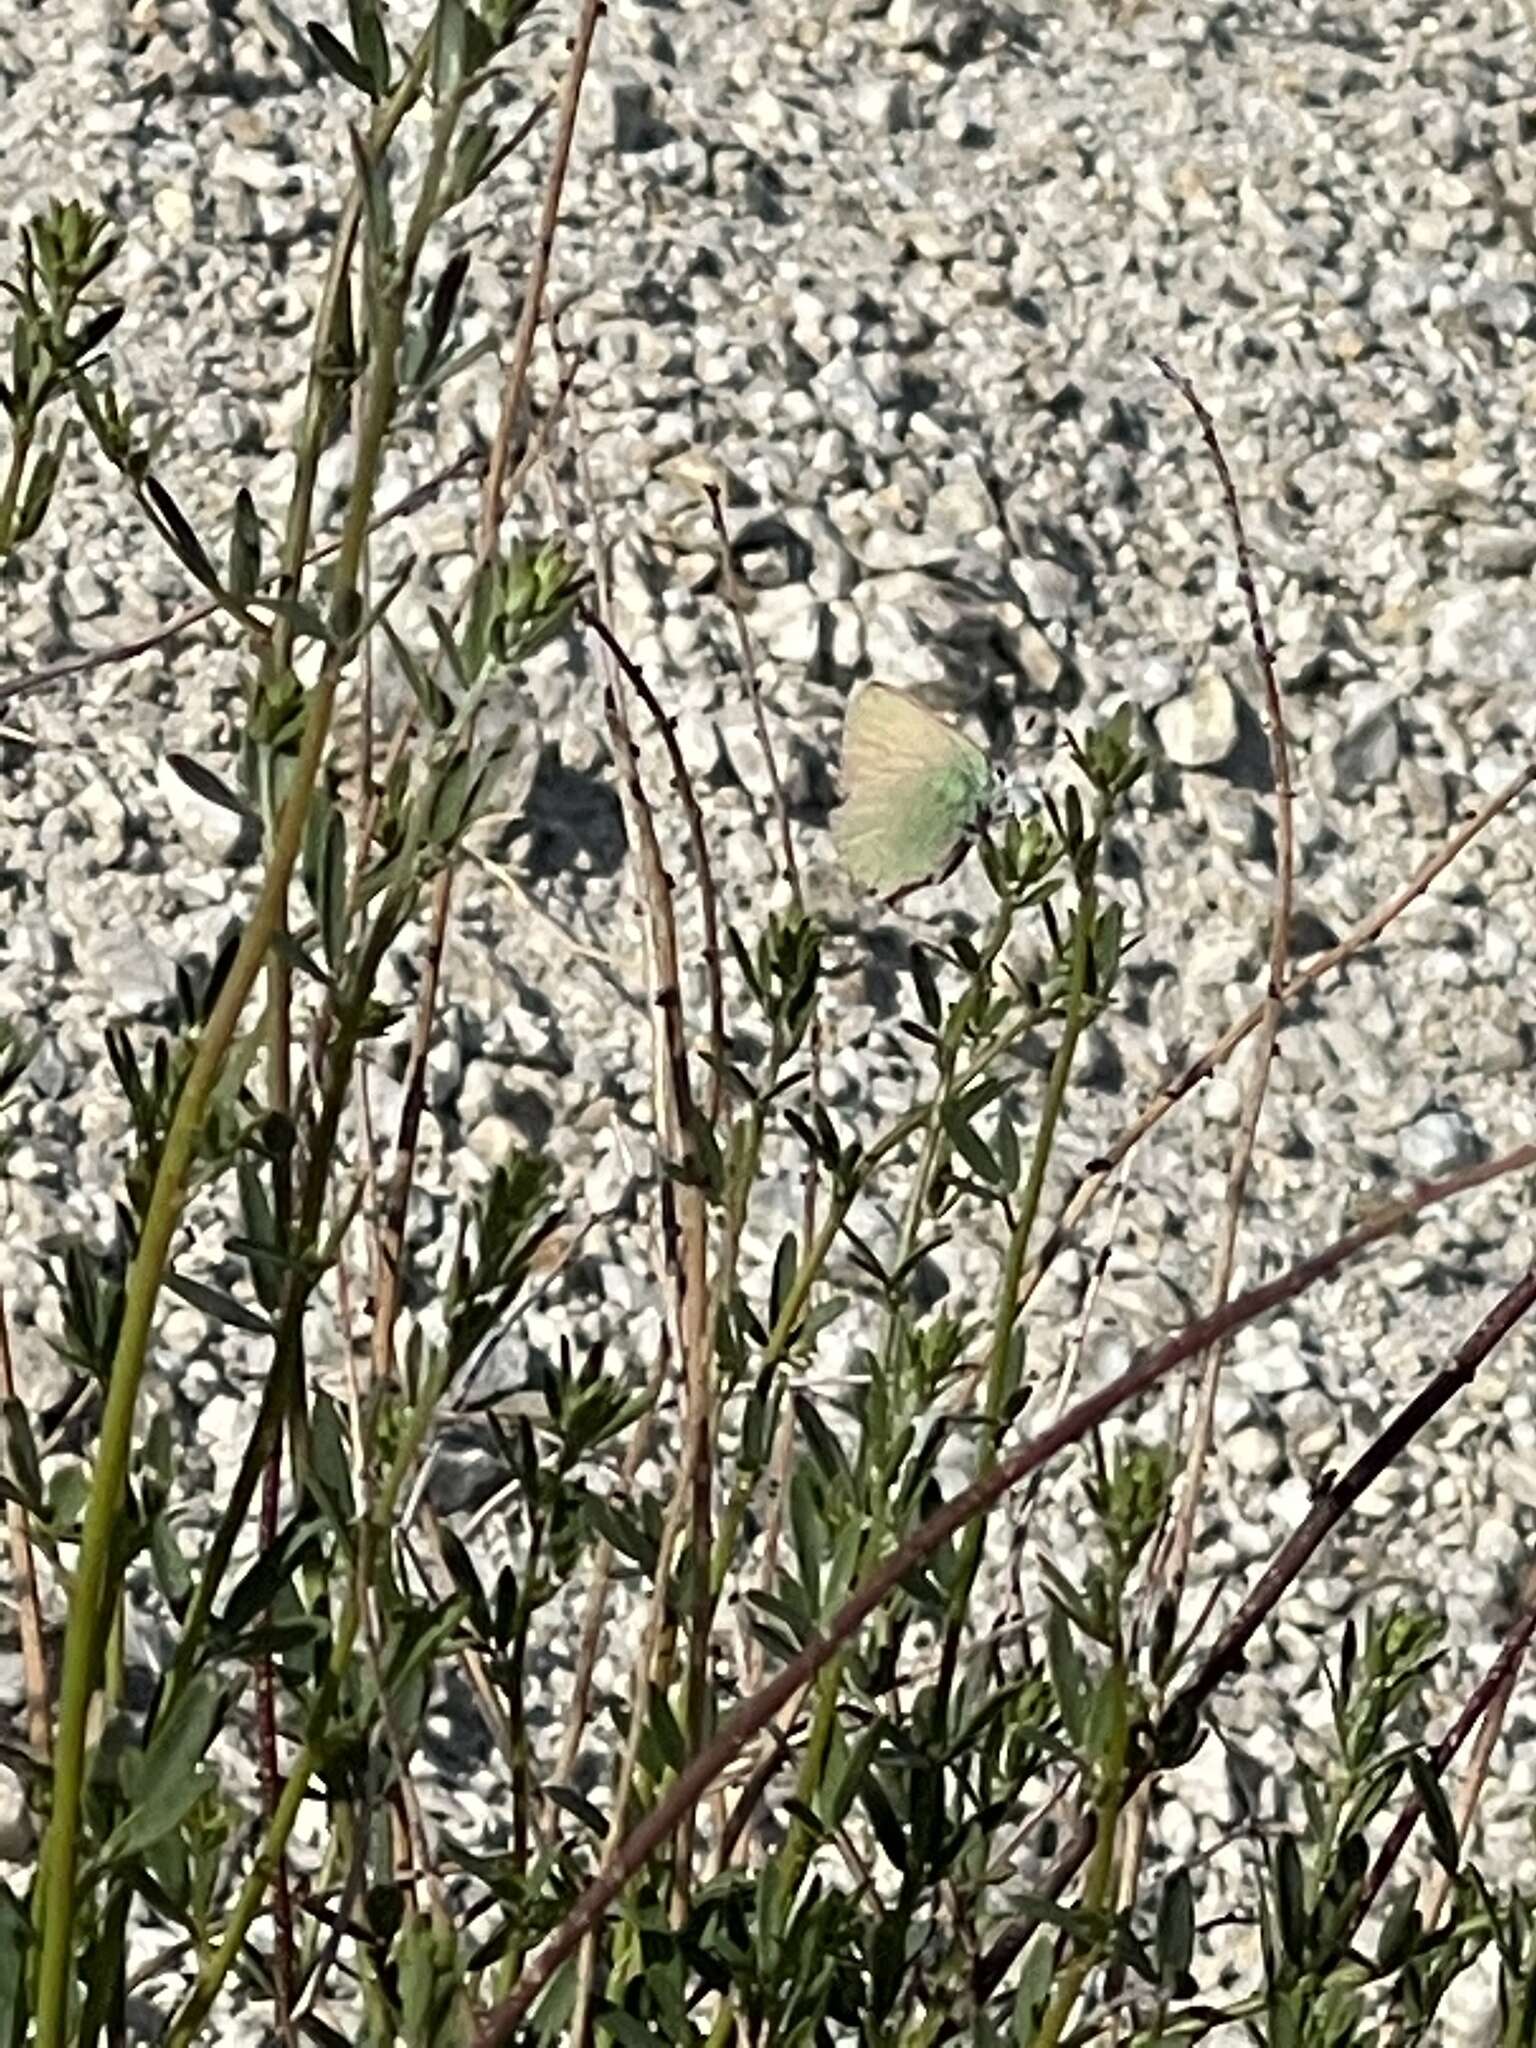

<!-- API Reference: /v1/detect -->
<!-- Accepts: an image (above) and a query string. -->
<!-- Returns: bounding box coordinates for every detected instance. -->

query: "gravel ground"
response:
[2,0,1536,2039]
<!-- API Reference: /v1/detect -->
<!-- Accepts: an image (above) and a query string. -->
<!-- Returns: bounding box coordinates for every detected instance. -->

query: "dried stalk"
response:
[478,0,605,557]
[584,612,714,1916]
[1371,1564,1536,1932]
[0,1289,49,1760]
[1120,358,1296,1932]
[703,477,823,1712]
[1014,753,1536,1327]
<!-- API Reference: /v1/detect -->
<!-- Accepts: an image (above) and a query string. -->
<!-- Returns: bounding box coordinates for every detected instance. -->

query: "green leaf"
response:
[789,1460,822,1613]
[316,801,347,970]
[1273,1833,1306,1963]
[148,1510,192,1615]
[598,2016,666,2048]
[415,331,499,398]
[859,1773,909,1876]
[143,475,219,591]
[14,437,64,548]
[307,19,377,94]
[1409,1752,1461,1874]
[1011,1930,1053,2043]
[793,1392,853,1492]
[646,1689,686,1775]
[1156,1866,1195,1986]
[257,595,334,648]
[1376,1882,1420,1970]
[162,750,255,821]
[0,1876,24,2048]
[383,618,454,727]
[993,1099,1020,1191]
[426,745,474,844]
[163,1270,273,1338]
[1045,1602,1088,1747]
[268,924,334,990]
[0,1401,42,1514]
[545,1784,607,1835]
[769,1229,798,1329]
[405,248,471,389]
[347,0,391,93]
[104,1673,223,1865]
[219,1510,323,1634]
[227,486,261,599]
[307,1389,356,1541]
[1037,1558,1101,1642]
[435,1522,489,1636]
[0,1885,23,2048]
[910,944,942,1029]
[431,0,469,99]
[448,119,498,206]
[943,1102,1002,1185]
[587,1496,658,1574]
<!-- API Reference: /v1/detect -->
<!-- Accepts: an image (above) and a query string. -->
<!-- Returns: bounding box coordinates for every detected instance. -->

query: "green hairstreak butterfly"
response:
[832,683,993,898]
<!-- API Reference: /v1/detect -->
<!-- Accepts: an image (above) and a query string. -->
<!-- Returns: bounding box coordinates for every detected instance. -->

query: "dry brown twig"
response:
[478,0,606,559]
[1120,358,1297,1923]
[582,611,718,1916]
[972,1231,1536,2002]
[1417,1596,1536,1932]
[1375,1567,1536,1930]
[543,365,717,2021]
[1015,749,1536,1329]
[701,476,828,1719]
[568,611,700,2019]
[369,0,604,1387]
[1147,353,1296,1595]
[0,1290,50,1762]
[0,449,478,711]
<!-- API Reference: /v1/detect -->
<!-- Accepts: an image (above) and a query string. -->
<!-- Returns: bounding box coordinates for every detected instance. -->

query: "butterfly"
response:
[832,683,995,901]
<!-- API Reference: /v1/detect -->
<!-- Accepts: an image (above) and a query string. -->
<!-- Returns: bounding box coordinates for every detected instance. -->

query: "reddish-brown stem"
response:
[477,0,606,559]
[0,1289,49,1760]
[470,1146,1536,2044]
[1014,757,1536,1326]
[1168,1260,1536,1728]
[973,1248,1536,2003]
[1358,1585,1536,1928]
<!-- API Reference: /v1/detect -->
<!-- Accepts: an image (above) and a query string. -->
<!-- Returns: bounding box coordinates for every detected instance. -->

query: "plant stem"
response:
[31,110,424,2031]
[31,651,342,2048]
[0,430,30,546]
[932,875,1097,1725]
[1033,1665,1129,2048]
[162,1358,446,2048]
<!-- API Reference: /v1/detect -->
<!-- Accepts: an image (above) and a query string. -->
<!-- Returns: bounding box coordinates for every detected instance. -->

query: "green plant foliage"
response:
[6,16,1530,2048]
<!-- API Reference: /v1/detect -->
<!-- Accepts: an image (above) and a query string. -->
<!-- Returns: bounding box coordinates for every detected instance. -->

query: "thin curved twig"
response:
[1120,359,1296,1933]
[0,450,477,709]
[1015,753,1536,1324]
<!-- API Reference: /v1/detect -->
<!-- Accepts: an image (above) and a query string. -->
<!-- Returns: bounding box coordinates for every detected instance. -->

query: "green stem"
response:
[1032,1663,1128,2048]
[163,1358,445,2048]
[0,426,31,547]
[931,875,1098,1732]
[32,654,342,2048]
[706,998,1047,1603]
[32,149,421,2043]
[983,947,1089,1418]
